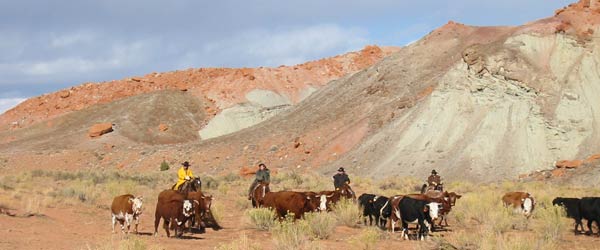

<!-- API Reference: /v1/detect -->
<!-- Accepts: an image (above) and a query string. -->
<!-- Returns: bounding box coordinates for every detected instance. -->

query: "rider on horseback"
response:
[427,169,442,191]
[174,161,194,190]
[248,163,270,200]
[332,167,350,190]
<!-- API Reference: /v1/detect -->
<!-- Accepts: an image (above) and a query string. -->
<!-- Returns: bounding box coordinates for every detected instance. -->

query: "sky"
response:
[0,0,574,113]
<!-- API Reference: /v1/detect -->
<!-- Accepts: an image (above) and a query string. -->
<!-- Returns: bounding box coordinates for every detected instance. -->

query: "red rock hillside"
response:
[0,45,398,131]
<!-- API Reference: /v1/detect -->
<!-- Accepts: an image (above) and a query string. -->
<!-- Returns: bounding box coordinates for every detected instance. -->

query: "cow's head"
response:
[201,195,213,216]
[522,197,534,216]
[129,196,143,215]
[183,200,194,217]
[425,202,440,220]
[319,195,328,212]
[445,192,462,206]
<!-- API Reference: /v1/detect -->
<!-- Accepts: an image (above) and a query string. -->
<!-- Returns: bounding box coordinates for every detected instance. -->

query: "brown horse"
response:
[251,182,270,208]
[337,183,357,201]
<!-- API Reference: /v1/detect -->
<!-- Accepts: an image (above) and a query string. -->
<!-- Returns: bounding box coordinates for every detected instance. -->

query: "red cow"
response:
[262,191,320,220]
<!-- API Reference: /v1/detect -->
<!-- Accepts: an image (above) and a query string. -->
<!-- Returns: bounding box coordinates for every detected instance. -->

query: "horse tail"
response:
[421,184,427,194]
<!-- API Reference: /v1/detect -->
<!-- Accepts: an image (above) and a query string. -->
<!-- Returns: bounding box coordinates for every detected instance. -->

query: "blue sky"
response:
[0,0,573,113]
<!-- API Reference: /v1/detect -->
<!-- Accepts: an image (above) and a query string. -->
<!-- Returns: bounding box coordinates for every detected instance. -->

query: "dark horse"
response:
[250,182,270,208]
[171,177,202,195]
[338,183,357,201]
[420,182,443,194]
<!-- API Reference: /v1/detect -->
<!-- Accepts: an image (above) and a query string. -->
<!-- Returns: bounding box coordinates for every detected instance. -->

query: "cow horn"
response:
[194,200,200,205]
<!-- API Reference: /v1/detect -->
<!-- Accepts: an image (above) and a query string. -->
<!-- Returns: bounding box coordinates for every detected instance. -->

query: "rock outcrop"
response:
[88,123,113,138]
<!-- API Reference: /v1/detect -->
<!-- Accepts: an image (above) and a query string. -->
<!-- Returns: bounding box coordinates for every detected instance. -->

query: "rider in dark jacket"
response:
[248,163,270,199]
[332,167,350,190]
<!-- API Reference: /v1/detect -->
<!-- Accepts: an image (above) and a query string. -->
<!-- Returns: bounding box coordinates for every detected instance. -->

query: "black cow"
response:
[358,194,390,229]
[358,193,377,225]
[580,197,600,235]
[552,197,583,234]
[398,197,440,241]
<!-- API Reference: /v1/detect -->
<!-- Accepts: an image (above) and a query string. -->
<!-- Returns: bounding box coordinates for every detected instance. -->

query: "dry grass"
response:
[246,208,276,230]
[304,212,337,239]
[333,198,362,227]
[349,227,381,250]
[271,215,310,250]
[215,233,261,250]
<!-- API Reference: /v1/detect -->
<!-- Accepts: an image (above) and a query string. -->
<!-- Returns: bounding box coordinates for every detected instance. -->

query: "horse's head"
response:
[191,177,202,191]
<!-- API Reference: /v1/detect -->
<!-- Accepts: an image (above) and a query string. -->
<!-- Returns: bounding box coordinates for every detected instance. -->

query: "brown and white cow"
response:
[111,194,143,234]
[262,191,320,220]
[502,191,535,217]
[154,190,197,237]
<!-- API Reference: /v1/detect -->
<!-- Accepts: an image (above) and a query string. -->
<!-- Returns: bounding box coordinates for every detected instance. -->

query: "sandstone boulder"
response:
[555,160,583,169]
[158,124,169,132]
[88,123,113,138]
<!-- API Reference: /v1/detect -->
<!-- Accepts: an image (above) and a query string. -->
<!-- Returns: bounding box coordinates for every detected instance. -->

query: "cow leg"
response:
[125,214,132,234]
[164,218,171,238]
[111,215,117,233]
[134,215,139,234]
[154,213,160,237]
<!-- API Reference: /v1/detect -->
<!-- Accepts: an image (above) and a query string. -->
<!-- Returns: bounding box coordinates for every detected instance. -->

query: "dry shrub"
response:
[271,215,309,250]
[211,201,224,225]
[303,212,337,239]
[246,208,276,230]
[235,195,252,209]
[333,198,361,227]
[215,233,261,250]
[23,195,45,216]
[349,227,380,250]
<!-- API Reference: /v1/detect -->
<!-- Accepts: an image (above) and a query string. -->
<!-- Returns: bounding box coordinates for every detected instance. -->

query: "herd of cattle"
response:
[108,182,600,241]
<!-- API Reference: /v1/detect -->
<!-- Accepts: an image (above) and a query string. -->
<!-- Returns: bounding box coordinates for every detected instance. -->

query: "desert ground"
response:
[2,168,600,250]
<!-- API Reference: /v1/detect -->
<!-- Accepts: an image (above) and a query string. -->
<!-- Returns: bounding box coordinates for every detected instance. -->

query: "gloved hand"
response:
[185,176,191,181]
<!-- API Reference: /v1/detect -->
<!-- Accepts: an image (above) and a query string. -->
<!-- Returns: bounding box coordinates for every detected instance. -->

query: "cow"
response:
[262,191,320,220]
[422,190,461,227]
[580,197,600,235]
[502,192,535,218]
[154,190,197,237]
[398,196,440,241]
[402,194,447,232]
[363,195,391,229]
[358,193,377,225]
[387,195,404,232]
[552,197,584,234]
[186,191,220,232]
[110,194,143,234]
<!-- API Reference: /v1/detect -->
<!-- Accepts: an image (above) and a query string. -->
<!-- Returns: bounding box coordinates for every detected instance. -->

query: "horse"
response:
[171,177,202,195]
[250,182,270,208]
[337,183,357,201]
[420,183,443,194]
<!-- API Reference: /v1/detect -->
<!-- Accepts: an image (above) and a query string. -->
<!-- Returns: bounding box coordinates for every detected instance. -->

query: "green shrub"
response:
[159,161,169,171]
[247,208,276,230]
[333,198,361,227]
[304,212,337,239]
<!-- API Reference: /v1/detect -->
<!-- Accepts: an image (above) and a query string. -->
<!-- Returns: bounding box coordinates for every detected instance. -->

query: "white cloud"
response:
[50,31,96,48]
[0,98,26,114]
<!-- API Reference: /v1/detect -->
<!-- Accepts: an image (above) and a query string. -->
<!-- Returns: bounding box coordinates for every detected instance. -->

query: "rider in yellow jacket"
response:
[174,161,194,190]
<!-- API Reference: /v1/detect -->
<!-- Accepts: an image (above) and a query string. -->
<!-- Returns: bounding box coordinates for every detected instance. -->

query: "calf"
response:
[552,197,583,234]
[580,197,600,235]
[111,194,143,234]
[154,190,197,237]
[399,197,440,241]
[502,192,535,218]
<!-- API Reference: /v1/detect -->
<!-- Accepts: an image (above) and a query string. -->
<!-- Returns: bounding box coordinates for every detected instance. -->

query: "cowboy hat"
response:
[338,167,345,172]
[431,169,437,174]
[182,161,191,167]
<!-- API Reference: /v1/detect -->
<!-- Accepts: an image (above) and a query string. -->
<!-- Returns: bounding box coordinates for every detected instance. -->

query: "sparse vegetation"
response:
[333,198,361,227]
[303,212,337,239]
[247,207,276,230]
[349,227,380,250]
[159,160,169,171]
[271,215,309,250]
[215,233,261,250]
